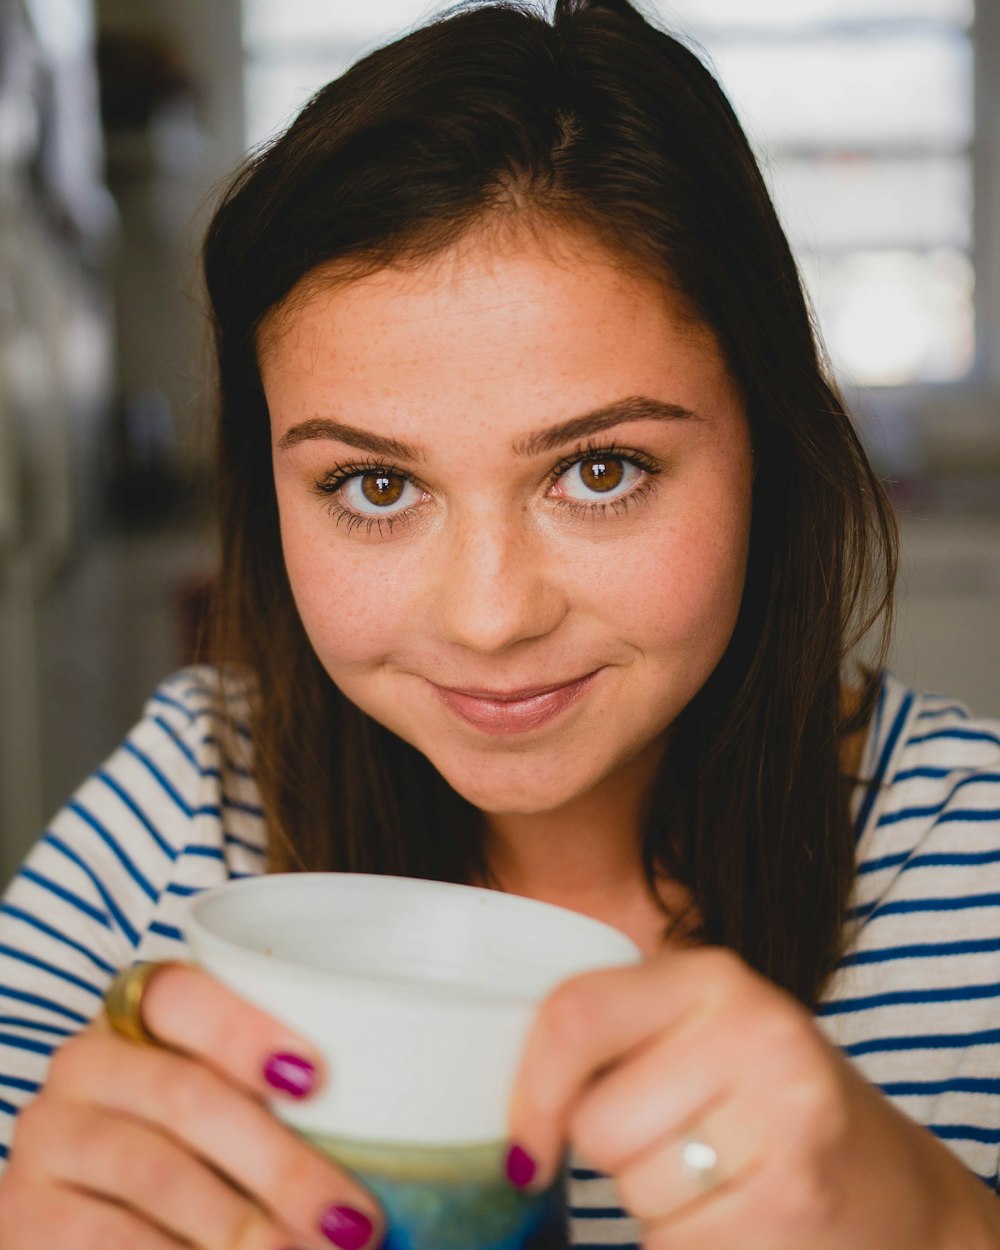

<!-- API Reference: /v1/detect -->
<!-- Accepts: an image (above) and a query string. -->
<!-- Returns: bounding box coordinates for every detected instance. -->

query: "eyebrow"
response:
[277,418,420,461]
[275,395,697,460]
[513,395,697,456]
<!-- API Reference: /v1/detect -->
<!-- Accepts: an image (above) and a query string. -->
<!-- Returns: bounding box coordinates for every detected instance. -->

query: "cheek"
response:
[279,507,417,674]
[577,493,750,660]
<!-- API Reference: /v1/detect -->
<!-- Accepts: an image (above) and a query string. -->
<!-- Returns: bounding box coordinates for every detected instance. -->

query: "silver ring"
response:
[680,1135,721,1192]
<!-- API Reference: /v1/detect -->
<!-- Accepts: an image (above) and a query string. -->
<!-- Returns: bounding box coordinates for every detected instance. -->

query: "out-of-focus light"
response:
[808,249,974,386]
[835,277,929,385]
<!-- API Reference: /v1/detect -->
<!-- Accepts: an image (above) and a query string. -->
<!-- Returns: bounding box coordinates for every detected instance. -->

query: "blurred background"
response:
[0,0,997,883]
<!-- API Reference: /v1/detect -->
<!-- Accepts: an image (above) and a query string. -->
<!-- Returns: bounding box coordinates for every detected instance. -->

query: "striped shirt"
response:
[0,666,998,1247]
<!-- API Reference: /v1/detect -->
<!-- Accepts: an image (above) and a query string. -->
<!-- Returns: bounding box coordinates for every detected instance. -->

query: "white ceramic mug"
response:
[185,873,642,1250]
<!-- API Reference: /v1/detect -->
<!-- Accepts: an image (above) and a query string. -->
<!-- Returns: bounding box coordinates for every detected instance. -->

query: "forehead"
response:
[257,220,739,448]
[260,219,705,358]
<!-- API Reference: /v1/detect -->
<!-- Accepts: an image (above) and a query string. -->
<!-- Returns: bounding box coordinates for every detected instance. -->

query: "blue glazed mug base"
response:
[304,1132,568,1250]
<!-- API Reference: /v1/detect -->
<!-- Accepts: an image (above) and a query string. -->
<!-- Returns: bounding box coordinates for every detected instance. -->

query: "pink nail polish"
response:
[320,1204,374,1249]
[263,1051,316,1098]
[505,1142,537,1188]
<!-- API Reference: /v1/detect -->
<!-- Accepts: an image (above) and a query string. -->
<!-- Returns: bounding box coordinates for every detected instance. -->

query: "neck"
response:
[483,805,647,906]
[474,740,685,952]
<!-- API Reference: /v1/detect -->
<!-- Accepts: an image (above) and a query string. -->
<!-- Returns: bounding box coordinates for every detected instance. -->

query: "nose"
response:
[428,506,567,655]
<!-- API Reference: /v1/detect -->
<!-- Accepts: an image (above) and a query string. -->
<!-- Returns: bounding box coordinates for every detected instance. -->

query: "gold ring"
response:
[103,960,178,1046]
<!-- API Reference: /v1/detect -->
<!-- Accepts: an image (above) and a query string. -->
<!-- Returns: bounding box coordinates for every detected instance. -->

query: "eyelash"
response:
[311,439,663,538]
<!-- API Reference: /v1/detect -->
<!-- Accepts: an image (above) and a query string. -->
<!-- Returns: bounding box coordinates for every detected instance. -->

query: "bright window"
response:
[242,0,977,387]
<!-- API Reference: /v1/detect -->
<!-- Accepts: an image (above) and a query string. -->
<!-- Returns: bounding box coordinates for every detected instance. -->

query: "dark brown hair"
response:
[203,0,896,1007]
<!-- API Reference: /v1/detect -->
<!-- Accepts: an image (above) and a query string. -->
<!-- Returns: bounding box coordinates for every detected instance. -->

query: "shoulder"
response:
[854,674,1000,867]
[833,669,1000,999]
[138,665,254,740]
[39,665,264,878]
[123,665,256,784]
[2,665,266,958]
[840,671,1000,964]
[123,662,263,840]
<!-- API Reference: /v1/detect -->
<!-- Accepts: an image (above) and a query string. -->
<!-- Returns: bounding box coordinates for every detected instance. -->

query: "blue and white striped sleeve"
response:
[0,669,231,1165]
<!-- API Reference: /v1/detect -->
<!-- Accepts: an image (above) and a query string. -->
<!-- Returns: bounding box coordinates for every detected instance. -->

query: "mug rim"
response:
[184,871,642,1007]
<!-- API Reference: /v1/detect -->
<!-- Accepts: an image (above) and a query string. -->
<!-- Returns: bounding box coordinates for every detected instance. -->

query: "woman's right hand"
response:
[0,964,384,1250]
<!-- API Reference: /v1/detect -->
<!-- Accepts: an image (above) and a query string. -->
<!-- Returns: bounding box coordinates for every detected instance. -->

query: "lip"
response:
[430,669,602,735]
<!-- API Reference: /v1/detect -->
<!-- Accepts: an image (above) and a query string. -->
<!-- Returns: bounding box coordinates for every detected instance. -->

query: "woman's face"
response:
[261,223,753,819]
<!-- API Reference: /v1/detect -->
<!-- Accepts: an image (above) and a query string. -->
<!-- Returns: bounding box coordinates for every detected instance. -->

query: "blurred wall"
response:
[0,0,246,884]
[96,0,245,474]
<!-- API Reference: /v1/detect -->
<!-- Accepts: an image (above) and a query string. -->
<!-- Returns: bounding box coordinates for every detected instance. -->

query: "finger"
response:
[106,962,326,1102]
[614,1094,763,1226]
[45,1029,383,1248]
[21,1098,302,1250]
[509,947,756,1186]
[561,1012,735,1176]
[638,1141,818,1250]
[640,1173,764,1250]
[0,1169,185,1250]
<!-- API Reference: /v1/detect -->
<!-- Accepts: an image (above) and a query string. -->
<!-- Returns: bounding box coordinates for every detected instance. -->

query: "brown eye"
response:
[361,472,406,506]
[557,454,642,505]
[579,458,625,493]
[338,470,422,517]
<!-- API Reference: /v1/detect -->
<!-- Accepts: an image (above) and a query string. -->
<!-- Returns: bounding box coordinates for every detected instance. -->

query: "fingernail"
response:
[263,1051,316,1098]
[505,1142,537,1188]
[320,1204,374,1249]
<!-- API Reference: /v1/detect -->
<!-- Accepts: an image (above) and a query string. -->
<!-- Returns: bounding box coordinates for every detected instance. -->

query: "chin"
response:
[473,792,571,818]
[430,753,593,817]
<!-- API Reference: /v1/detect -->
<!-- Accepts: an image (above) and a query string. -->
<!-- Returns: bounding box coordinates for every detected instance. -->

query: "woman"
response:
[1,1,999,1246]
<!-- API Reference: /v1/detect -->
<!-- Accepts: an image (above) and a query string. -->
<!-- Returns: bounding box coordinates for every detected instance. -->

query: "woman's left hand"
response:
[508,946,1000,1250]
